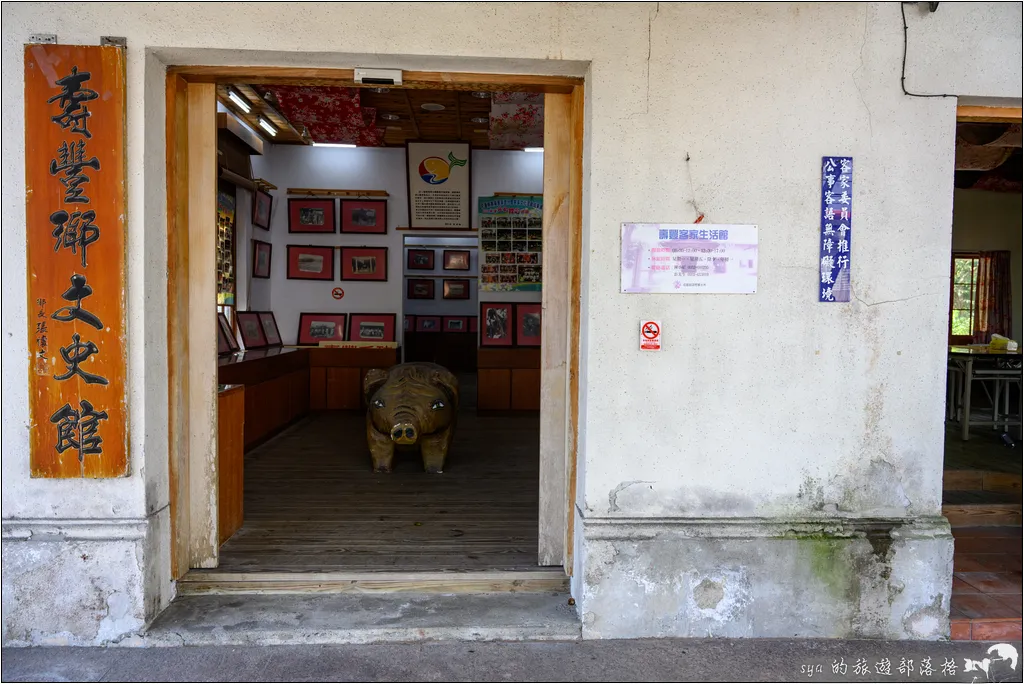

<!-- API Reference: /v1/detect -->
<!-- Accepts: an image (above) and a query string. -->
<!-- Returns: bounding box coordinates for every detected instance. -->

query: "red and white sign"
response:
[640,320,661,351]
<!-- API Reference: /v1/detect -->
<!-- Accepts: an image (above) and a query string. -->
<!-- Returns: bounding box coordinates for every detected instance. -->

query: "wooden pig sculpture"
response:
[363,363,459,473]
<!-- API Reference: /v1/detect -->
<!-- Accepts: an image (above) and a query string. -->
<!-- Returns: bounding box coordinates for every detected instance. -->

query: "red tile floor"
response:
[950,526,1023,640]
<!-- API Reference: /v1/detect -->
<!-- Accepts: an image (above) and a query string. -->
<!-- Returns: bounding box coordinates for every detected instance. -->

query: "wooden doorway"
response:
[166,67,584,584]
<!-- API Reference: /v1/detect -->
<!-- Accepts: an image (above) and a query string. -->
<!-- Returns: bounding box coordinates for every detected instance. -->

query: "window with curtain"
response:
[949,250,1013,344]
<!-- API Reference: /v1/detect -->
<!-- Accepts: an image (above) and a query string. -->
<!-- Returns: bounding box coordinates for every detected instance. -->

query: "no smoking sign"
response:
[640,319,661,351]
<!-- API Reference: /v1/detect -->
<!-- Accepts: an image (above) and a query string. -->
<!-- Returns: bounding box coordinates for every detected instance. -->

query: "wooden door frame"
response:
[166,66,585,580]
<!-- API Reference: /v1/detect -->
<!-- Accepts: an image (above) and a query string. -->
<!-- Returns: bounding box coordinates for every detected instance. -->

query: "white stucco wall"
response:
[1,1,1020,643]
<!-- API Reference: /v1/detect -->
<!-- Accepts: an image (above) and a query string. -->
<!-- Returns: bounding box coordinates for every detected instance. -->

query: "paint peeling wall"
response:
[1,2,1020,643]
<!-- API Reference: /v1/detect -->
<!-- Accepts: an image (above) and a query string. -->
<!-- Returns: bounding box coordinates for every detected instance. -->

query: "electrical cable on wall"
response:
[900,2,956,99]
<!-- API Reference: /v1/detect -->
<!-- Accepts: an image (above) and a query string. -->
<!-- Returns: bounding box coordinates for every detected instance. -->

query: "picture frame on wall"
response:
[341,199,387,234]
[253,189,273,231]
[348,313,397,343]
[287,245,335,280]
[442,278,471,300]
[236,311,269,349]
[407,249,435,270]
[407,278,435,299]
[404,315,416,332]
[515,303,542,346]
[406,141,472,230]
[288,198,336,233]
[443,316,469,332]
[442,249,471,271]
[416,316,441,332]
[217,312,240,353]
[340,246,388,281]
[258,311,282,347]
[480,302,514,347]
[296,312,347,345]
[252,239,272,279]
[217,324,231,355]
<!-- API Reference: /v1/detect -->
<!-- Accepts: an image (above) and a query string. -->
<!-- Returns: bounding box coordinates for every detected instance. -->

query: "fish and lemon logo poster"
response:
[407,142,471,229]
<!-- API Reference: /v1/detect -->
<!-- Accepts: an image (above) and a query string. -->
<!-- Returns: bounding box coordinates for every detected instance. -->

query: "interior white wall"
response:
[951,188,1023,342]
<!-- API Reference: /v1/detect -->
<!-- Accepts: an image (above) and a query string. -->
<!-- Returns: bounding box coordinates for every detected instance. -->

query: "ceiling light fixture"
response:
[312,142,357,148]
[471,117,488,124]
[258,117,277,136]
[421,103,445,111]
[227,88,251,114]
[380,112,401,121]
[524,147,544,153]
[470,91,490,99]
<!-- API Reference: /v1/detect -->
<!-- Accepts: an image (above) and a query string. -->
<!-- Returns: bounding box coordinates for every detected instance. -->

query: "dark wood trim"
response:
[956,105,1023,123]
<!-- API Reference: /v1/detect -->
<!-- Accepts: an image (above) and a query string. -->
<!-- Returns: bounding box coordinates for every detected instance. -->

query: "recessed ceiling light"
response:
[421,103,445,111]
[380,113,401,121]
[471,117,488,124]
[471,91,489,99]
[313,142,357,148]
[369,87,390,93]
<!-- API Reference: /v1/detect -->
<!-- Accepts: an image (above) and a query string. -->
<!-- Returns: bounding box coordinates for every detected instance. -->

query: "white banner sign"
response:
[406,141,471,229]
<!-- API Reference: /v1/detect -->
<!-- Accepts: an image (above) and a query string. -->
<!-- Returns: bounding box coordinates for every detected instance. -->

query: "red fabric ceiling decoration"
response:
[265,85,385,147]
[489,91,544,150]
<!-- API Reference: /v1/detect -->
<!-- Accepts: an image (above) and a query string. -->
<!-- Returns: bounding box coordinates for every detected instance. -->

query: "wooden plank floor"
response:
[218,398,541,573]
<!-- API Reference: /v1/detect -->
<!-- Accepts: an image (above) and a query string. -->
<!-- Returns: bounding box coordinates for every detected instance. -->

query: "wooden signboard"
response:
[25,44,128,478]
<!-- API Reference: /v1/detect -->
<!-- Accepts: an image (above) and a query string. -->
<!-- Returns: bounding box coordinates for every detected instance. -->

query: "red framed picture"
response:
[288,198,335,233]
[252,239,272,279]
[218,312,239,352]
[407,249,435,270]
[258,311,282,347]
[443,316,469,332]
[341,199,387,234]
[468,316,478,333]
[407,278,435,299]
[443,278,471,300]
[253,189,273,231]
[287,245,335,280]
[348,313,397,342]
[237,311,269,349]
[515,303,542,346]
[480,302,514,346]
[443,249,471,271]
[296,312,347,345]
[416,316,442,332]
[404,315,416,332]
[341,246,388,281]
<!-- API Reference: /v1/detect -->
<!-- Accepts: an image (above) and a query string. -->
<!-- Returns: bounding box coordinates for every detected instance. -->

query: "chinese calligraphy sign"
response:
[621,224,758,294]
[25,44,127,478]
[819,156,853,302]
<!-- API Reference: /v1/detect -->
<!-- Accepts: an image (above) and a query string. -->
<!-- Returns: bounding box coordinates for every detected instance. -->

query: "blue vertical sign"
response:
[819,157,852,302]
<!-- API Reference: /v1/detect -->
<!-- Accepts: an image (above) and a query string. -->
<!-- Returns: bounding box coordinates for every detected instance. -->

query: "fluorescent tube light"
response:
[524,147,544,153]
[258,117,277,136]
[312,142,357,148]
[227,89,251,114]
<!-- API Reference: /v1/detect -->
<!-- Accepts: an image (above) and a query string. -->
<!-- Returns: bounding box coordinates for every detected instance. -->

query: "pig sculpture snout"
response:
[390,422,418,444]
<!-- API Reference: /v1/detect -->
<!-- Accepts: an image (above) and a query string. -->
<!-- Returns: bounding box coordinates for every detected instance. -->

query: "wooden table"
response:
[948,345,1022,441]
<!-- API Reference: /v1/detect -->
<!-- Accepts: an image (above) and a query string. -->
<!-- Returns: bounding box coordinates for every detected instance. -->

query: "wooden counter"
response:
[477,348,541,411]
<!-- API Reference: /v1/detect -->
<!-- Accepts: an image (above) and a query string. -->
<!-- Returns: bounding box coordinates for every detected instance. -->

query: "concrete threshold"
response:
[136,592,581,646]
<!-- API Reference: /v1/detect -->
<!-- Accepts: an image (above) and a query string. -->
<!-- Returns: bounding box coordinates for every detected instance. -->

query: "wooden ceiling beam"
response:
[957,105,1023,123]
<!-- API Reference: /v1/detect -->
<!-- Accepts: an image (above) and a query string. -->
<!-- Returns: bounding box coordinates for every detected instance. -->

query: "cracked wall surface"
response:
[1,2,1019,643]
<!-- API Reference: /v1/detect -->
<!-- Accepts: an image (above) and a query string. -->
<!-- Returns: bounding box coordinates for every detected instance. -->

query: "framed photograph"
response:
[253,189,273,231]
[258,311,282,346]
[407,278,435,299]
[217,312,239,352]
[443,316,469,332]
[341,199,387,234]
[515,303,542,347]
[406,141,472,230]
[217,324,231,355]
[288,198,336,233]
[297,312,347,345]
[443,278,471,300]
[404,315,416,332]
[348,313,397,343]
[407,249,435,271]
[252,239,272,279]
[237,311,269,349]
[443,249,471,271]
[416,316,441,332]
[340,246,388,281]
[287,245,335,280]
[468,316,478,333]
[480,302,514,347]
